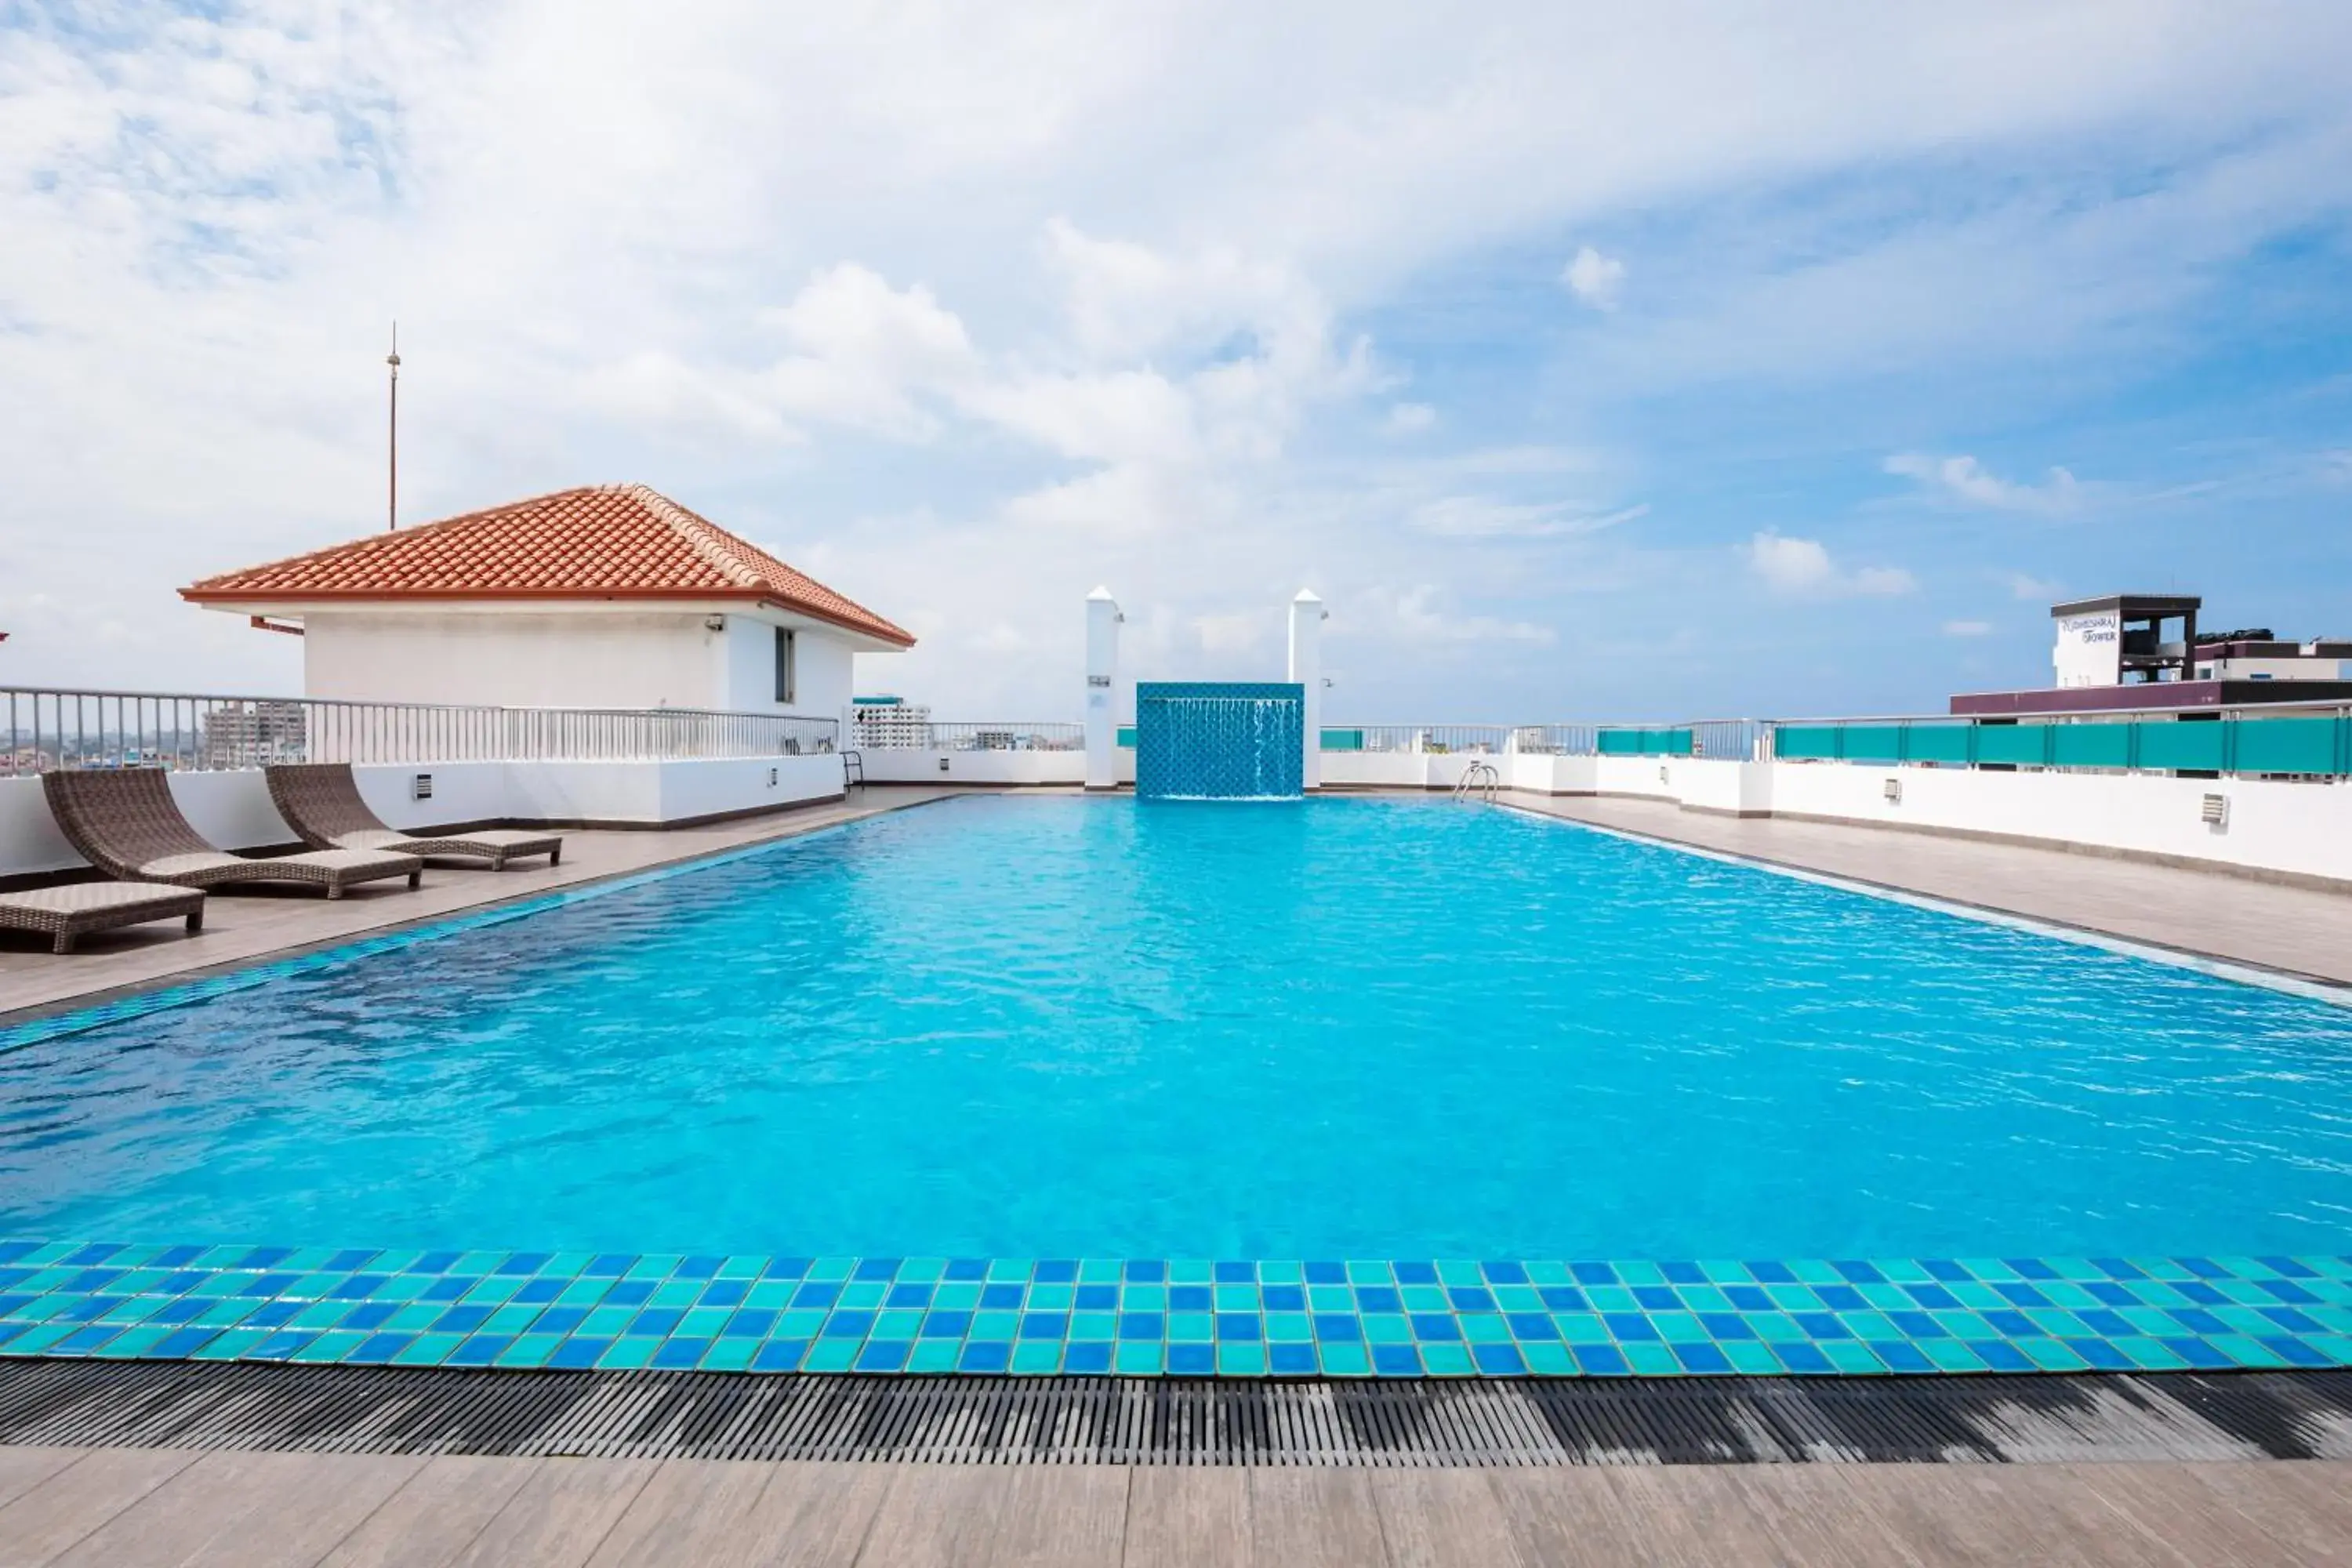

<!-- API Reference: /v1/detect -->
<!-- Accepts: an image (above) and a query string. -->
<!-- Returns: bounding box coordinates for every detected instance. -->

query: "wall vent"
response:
[411,773,434,802]
[768,767,779,787]
[2201,793,2228,826]
[1883,776,1901,804]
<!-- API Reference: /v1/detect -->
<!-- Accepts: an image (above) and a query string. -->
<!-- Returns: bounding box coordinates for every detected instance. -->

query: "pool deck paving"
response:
[0,1447,2347,1566]
[1500,790,2352,989]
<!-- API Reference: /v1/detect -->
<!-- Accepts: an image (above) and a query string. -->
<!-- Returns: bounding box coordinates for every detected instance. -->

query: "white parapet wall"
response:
[856,750,1087,786]
[0,754,848,880]
[1761,760,2352,887]
[1499,751,2352,888]
[1322,751,1512,791]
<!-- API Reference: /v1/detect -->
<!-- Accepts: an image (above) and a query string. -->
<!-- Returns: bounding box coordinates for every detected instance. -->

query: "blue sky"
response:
[1,1,2347,720]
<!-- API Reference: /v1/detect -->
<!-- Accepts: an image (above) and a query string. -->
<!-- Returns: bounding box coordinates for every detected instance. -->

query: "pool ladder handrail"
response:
[1453,760,1499,803]
[841,750,866,790]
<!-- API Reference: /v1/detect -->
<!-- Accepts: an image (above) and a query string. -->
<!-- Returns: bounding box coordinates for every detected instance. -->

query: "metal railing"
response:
[1688,720,1767,760]
[1325,720,1762,760]
[0,687,838,775]
[1511,725,1598,756]
[1322,725,1515,755]
[1762,702,2352,780]
[850,722,1084,753]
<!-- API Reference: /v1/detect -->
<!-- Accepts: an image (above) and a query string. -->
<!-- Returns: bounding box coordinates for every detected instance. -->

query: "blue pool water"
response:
[2,796,2349,1263]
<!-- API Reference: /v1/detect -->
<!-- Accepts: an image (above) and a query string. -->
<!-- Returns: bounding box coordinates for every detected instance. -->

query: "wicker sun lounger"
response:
[41,768,422,898]
[266,764,564,870]
[0,881,205,953]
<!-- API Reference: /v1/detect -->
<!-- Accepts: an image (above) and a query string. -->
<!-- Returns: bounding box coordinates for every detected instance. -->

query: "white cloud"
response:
[1562,246,1626,310]
[1884,453,2082,514]
[1942,619,1994,637]
[1744,532,1917,597]
[2006,572,2063,602]
[1410,499,1646,539]
[1385,401,1436,434]
[1357,586,1555,647]
[757,265,980,437]
[1192,611,1269,654]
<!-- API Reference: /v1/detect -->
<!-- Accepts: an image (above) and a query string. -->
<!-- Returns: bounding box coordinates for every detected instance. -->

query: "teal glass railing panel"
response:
[2132,720,2225,772]
[1906,725,1973,764]
[2230,715,2343,775]
[1773,725,1842,760]
[1116,726,1137,749]
[1599,728,1693,756]
[1839,725,1905,764]
[1972,724,2050,767]
[1319,729,1365,752]
[1770,711,2348,775]
[2050,724,2132,770]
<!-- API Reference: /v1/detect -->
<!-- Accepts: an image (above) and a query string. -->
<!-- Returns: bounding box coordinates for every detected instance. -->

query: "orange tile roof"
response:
[181,484,913,647]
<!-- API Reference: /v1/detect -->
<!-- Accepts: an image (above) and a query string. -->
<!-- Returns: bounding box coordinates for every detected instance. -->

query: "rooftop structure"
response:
[2049,593,2201,688]
[180,484,911,718]
[1954,590,2352,714]
[184,483,911,645]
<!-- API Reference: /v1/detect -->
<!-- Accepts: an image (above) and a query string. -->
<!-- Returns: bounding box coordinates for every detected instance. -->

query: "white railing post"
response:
[1289,589,1324,791]
[1085,587,1121,791]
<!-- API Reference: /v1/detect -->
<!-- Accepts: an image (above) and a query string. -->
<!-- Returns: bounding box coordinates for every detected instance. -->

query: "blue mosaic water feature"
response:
[1134,682,1302,800]
[4,796,2350,1377]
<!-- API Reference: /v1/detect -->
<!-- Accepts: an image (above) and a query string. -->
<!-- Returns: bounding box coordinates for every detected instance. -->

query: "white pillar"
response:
[1288,589,1325,790]
[1085,586,1122,790]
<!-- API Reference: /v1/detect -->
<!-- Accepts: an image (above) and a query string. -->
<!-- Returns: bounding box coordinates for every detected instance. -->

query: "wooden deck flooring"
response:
[0,1447,2347,1566]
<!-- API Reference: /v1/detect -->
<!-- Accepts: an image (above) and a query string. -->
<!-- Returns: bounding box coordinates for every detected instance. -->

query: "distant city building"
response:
[851,695,932,749]
[2190,632,2352,683]
[1955,590,2352,714]
[179,484,913,724]
[201,702,308,768]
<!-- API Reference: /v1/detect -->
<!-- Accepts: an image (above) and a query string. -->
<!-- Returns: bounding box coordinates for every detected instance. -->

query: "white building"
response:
[182,484,913,720]
[850,696,934,748]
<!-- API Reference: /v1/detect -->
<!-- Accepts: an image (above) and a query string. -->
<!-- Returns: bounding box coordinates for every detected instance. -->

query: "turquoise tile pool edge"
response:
[3,1243,2347,1380]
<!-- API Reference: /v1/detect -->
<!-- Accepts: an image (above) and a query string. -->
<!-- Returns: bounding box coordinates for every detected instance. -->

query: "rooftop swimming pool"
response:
[2,795,2348,1378]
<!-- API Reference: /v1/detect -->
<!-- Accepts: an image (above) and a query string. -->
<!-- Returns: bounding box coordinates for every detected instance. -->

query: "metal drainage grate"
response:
[2,1363,2350,1465]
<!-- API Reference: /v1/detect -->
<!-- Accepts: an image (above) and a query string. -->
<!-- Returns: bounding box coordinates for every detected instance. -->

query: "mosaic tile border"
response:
[3,1243,2347,1380]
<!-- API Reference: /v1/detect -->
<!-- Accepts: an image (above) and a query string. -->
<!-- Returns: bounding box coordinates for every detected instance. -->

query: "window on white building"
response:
[774,627,797,704]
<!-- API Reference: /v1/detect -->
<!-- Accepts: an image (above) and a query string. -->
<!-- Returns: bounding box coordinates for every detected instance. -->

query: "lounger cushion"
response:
[139,848,418,882]
[336,828,559,855]
[0,883,204,920]
[0,880,205,952]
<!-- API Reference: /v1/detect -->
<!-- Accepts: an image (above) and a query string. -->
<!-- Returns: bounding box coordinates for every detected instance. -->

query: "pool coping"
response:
[0,787,971,1046]
[1496,799,2352,1009]
[4,793,2349,1385]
